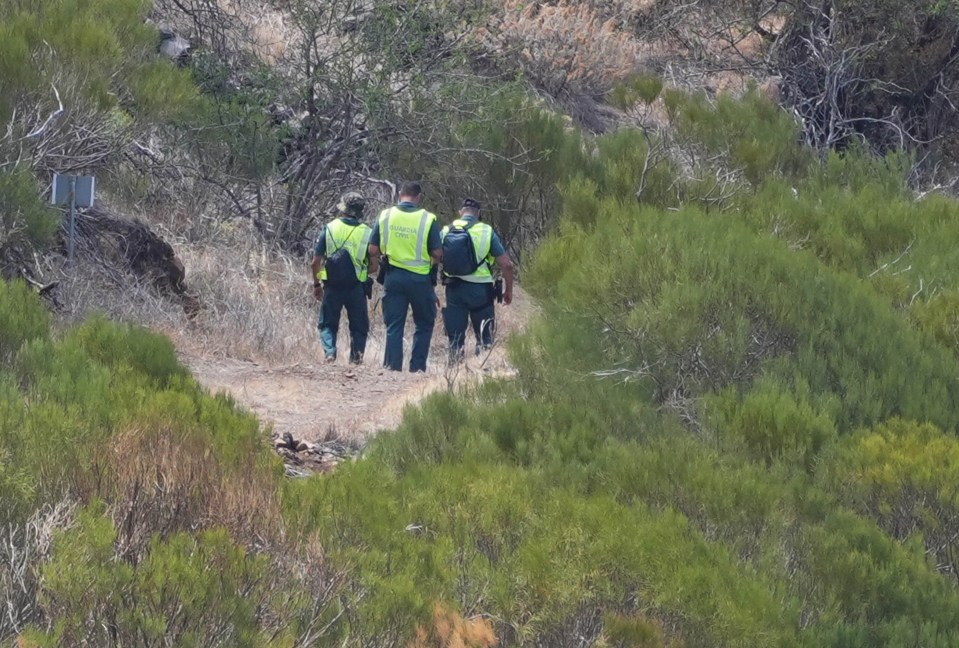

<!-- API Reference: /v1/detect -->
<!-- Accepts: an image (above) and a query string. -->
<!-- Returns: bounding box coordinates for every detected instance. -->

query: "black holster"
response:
[493,278,504,304]
[376,256,389,285]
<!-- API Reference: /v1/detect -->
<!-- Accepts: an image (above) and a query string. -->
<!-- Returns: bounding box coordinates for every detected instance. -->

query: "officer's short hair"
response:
[399,181,422,198]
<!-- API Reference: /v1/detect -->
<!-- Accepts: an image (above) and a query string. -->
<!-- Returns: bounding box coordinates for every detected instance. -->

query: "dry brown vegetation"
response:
[481,1,645,98]
[105,422,285,558]
[410,604,498,648]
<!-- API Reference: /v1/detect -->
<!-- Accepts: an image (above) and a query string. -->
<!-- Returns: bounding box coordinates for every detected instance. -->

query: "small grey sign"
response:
[51,174,95,208]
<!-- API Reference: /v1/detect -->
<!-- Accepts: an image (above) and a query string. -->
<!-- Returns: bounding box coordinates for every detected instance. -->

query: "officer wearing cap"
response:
[441,198,514,361]
[367,181,443,372]
[310,191,378,364]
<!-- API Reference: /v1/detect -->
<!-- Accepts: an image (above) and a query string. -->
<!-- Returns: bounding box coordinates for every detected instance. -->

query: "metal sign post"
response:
[68,175,76,263]
[51,173,95,264]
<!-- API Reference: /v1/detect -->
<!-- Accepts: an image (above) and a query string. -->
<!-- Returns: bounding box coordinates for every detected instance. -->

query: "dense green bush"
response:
[0,0,197,124]
[0,283,338,646]
[818,419,959,583]
[0,171,58,255]
[25,507,279,647]
[287,92,959,646]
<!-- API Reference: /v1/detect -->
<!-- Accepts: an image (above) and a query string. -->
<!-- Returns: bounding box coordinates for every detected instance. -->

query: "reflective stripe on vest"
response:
[441,219,495,283]
[319,219,373,282]
[379,207,434,275]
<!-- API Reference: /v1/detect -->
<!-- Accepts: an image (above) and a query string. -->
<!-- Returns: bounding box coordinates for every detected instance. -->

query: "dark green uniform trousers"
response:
[443,280,495,360]
[318,283,369,363]
[382,269,436,372]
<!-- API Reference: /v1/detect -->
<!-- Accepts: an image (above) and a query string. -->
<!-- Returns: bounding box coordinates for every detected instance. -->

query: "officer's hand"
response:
[312,284,323,301]
[504,290,513,306]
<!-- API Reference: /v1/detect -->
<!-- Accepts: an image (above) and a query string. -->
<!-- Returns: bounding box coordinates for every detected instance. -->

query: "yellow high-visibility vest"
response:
[318,218,373,282]
[441,219,494,283]
[378,207,436,275]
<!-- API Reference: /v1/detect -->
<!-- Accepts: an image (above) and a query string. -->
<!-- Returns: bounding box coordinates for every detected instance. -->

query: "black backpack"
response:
[442,222,482,276]
[324,226,360,288]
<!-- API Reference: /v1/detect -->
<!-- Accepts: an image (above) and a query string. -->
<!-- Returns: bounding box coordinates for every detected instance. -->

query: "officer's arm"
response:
[310,229,326,295]
[495,254,514,305]
[310,255,324,300]
[310,255,324,280]
[428,221,443,263]
[367,251,379,276]
[368,220,382,261]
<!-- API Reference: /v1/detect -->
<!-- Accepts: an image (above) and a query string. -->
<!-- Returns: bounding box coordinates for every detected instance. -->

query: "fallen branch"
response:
[24,84,64,140]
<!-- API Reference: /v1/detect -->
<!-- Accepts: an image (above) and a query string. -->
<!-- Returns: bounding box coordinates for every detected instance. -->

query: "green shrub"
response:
[0,171,58,254]
[664,88,813,185]
[0,280,49,363]
[527,193,959,431]
[0,283,340,646]
[793,496,959,647]
[29,505,282,647]
[289,459,803,647]
[819,418,959,581]
[0,0,197,123]
[63,315,187,387]
[709,378,837,469]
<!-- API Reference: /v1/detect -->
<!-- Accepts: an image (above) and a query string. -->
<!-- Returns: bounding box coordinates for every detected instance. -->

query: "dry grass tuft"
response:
[49,219,323,365]
[0,503,76,640]
[106,421,284,560]
[172,229,321,363]
[410,603,499,648]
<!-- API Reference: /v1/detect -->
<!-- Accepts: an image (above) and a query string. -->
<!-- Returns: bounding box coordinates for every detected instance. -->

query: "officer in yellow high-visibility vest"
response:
[368,181,443,372]
[440,198,514,362]
[310,192,378,364]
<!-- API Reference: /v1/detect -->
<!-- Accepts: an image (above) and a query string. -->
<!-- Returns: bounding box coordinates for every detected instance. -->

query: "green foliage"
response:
[0,0,197,123]
[187,51,283,182]
[30,505,281,647]
[289,456,803,647]
[63,315,187,387]
[602,613,673,648]
[528,195,959,432]
[287,92,959,645]
[709,378,837,469]
[609,75,665,110]
[0,284,340,646]
[0,170,59,253]
[665,88,813,184]
[819,419,959,580]
[0,280,49,363]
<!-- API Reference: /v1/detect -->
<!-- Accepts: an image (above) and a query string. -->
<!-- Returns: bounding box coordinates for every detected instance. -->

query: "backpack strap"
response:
[327,220,360,255]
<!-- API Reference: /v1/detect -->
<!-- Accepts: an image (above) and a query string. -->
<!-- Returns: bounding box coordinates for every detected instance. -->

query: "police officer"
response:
[441,198,514,361]
[368,181,443,372]
[311,192,378,364]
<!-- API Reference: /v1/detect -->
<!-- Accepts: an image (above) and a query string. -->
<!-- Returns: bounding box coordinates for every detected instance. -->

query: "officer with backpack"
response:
[441,198,514,362]
[311,192,378,364]
[368,181,443,372]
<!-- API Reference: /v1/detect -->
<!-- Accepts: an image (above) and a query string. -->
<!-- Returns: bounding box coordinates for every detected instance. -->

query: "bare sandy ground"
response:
[177,285,534,447]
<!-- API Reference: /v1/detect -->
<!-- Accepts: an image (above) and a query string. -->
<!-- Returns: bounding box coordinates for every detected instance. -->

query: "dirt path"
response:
[177,286,534,467]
